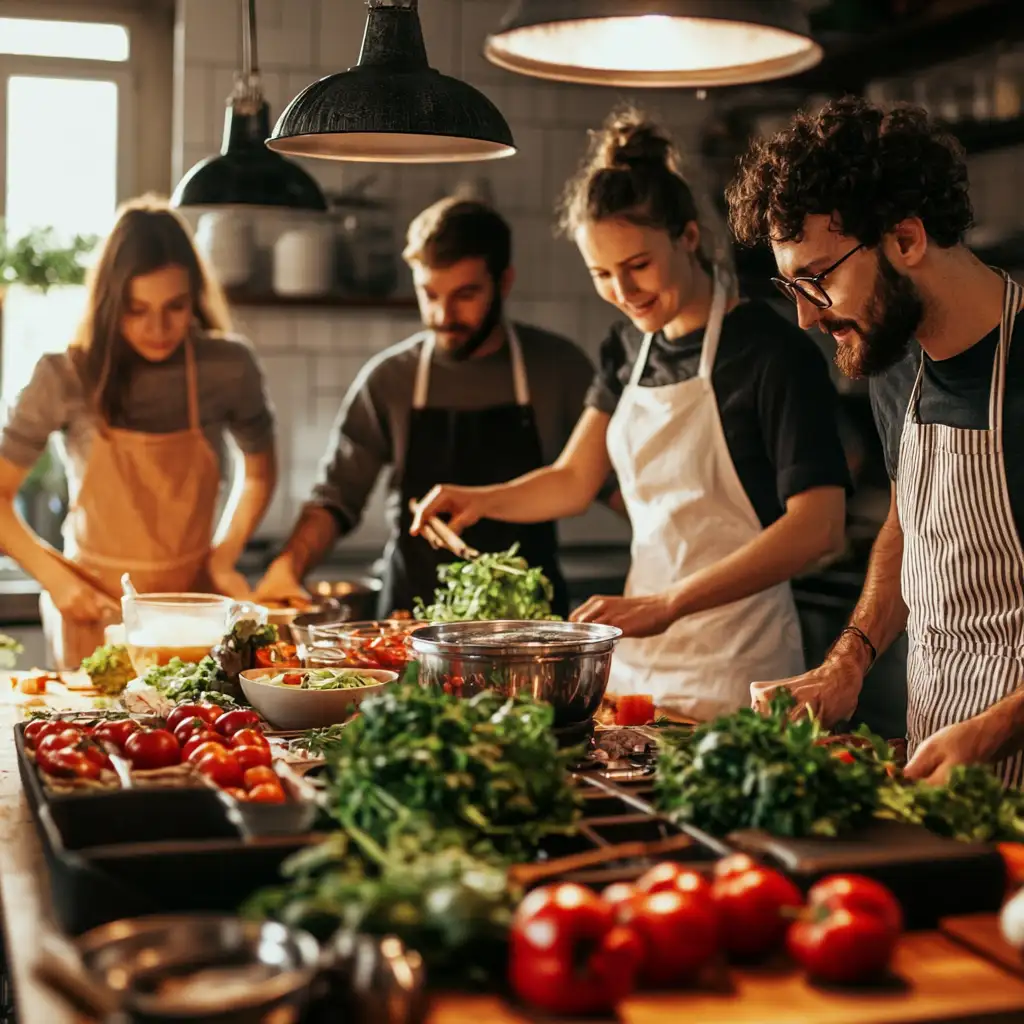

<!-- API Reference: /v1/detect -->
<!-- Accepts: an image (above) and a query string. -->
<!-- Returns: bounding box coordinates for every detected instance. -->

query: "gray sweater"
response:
[309,322,596,538]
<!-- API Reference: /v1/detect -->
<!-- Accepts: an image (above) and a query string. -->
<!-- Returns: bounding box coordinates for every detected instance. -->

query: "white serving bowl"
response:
[238,666,397,730]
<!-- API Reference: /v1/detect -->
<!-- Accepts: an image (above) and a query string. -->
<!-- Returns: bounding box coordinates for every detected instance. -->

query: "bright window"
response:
[0,17,129,62]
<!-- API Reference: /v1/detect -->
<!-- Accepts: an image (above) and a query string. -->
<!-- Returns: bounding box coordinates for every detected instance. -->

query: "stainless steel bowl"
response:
[408,620,622,730]
[74,913,320,1023]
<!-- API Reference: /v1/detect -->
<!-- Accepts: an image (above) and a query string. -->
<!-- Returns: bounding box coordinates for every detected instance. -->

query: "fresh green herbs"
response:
[655,690,889,838]
[242,831,515,981]
[81,644,135,695]
[142,656,235,705]
[211,620,279,696]
[413,544,558,621]
[268,668,382,690]
[879,764,1024,843]
[323,685,581,858]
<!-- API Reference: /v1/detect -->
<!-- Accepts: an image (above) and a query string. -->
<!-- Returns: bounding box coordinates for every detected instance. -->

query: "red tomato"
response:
[615,693,655,726]
[253,644,301,669]
[214,709,260,737]
[602,882,639,909]
[242,765,279,790]
[713,854,758,880]
[806,875,903,933]
[181,731,227,761]
[124,729,181,770]
[43,748,101,780]
[712,867,803,960]
[788,907,899,984]
[247,782,286,803]
[173,717,215,747]
[230,728,269,750]
[195,751,243,788]
[832,749,856,764]
[366,635,408,669]
[91,719,141,754]
[36,729,83,758]
[24,719,69,749]
[635,863,713,902]
[186,740,233,765]
[222,787,248,801]
[165,703,221,734]
[617,889,721,985]
[79,741,111,771]
[281,673,303,686]
[509,883,644,1015]
[233,744,272,772]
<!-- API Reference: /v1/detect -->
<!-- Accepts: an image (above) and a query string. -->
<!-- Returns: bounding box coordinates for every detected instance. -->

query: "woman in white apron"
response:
[411,109,849,720]
[0,198,277,669]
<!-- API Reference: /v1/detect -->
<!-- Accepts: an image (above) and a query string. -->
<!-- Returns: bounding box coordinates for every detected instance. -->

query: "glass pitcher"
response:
[121,592,267,675]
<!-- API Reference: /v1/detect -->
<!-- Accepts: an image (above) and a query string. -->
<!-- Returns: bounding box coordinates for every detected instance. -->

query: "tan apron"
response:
[40,339,222,669]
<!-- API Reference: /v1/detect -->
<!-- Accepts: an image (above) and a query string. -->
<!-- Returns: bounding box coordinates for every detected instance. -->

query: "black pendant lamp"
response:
[484,0,823,88]
[266,0,515,164]
[171,0,326,210]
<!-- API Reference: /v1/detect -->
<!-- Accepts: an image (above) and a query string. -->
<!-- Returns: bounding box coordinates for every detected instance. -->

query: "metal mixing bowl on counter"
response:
[408,620,622,730]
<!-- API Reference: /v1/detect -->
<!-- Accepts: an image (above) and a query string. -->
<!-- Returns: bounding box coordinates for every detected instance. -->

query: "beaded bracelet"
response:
[834,624,877,666]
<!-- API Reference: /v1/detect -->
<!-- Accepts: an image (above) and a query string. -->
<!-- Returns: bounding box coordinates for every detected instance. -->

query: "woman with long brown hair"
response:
[0,196,276,668]
[413,109,850,721]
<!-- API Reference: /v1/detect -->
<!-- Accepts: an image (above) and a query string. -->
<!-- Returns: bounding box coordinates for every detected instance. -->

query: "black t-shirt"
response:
[585,300,851,529]
[869,319,1024,538]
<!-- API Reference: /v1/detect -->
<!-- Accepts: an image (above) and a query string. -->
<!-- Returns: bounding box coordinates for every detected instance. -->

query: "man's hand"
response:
[570,592,677,638]
[904,702,1020,784]
[254,556,310,606]
[207,548,254,600]
[751,656,864,728]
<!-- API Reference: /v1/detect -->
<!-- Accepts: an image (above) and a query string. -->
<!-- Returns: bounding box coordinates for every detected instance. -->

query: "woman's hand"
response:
[207,548,254,600]
[44,564,120,625]
[411,485,493,536]
[254,556,310,606]
[570,592,678,638]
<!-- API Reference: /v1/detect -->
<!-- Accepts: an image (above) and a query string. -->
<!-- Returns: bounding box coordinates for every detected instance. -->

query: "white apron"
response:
[898,272,1024,786]
[604,272,805,720]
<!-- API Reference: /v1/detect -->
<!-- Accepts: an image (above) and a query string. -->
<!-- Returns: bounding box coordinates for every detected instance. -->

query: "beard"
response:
[828,252,923,379]
[433,287,504,362]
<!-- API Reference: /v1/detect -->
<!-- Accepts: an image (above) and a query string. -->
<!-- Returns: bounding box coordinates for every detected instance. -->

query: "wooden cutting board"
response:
[941,913,1024,977]
[426,932,1024,1024]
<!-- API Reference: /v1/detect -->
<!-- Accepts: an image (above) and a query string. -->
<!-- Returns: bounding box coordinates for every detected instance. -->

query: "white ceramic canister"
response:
[194,211,254,288]
[273,224,335,296]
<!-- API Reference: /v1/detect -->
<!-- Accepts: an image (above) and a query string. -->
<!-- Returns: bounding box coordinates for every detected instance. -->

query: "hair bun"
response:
[599,110,673,171]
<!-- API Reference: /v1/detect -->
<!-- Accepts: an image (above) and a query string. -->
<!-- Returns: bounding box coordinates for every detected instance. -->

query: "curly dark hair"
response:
[725,96,973,249]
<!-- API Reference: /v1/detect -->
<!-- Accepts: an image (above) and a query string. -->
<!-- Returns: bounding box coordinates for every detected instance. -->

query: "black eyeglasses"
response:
[772,243,865,309]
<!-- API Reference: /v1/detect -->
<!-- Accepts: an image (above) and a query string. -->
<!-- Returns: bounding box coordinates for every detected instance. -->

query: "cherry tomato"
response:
[806,875,903,933]
[124,729,181,771]
[181,731,227,761]
[281,673,303,686]
[242,766,279,790]
[186,741,233,765]
[195,751,243,788]
[36,730,84,762]
[43,748,102,780]
[173,717,214,747]
[366,635,407,669]
[246,782,286,803]
[635,862,713,902]
[233,744,272,772]
[91,719,141,754]
[78,740,111,771]
[214,709,260,737]
[713,854,759,880]
[832,749,856,764]
[230,728,269,750]
[510,883,644,1015]
[615,693,655,726]
[222,787,248,801]
[602,882,639,909]
[253,644,301,669]
[24,720,69,749]
[617,888,721,985]
[788,907,899,984]
[166,703,222,734]
[712,866,803,960]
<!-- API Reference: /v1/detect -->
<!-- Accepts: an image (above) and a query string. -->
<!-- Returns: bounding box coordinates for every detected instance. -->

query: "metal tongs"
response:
[408,499,479,560]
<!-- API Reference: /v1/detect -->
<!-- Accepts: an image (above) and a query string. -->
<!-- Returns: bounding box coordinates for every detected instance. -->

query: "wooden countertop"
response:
[4,696,1024,1023]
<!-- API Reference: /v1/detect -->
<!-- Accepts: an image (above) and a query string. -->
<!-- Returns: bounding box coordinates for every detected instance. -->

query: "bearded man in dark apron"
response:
[256,198,597,618]
[730,97,1024,786]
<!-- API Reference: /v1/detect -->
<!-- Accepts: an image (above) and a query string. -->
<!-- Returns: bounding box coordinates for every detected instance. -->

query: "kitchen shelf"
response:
[224,288,418,311]
[748,0,1024,96]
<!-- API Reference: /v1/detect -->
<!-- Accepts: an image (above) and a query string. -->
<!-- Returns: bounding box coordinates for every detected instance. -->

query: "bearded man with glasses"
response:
[728,96,1024,787]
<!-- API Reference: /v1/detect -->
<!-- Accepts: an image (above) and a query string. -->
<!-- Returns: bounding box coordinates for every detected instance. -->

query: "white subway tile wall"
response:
[175,0,711,548]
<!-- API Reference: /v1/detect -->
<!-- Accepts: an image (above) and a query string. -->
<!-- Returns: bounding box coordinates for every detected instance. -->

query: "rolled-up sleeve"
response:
[307,361,391,534]
[0,355,70,468]
[224,342,276,455]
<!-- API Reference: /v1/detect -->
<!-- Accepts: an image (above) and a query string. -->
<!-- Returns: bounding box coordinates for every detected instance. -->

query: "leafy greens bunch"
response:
[323,684,581,858]
[413,544,557,621]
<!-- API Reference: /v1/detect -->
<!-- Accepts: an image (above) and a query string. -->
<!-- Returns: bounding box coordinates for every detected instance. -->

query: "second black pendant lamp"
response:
[267,0,516,163]
[171,0,326,209]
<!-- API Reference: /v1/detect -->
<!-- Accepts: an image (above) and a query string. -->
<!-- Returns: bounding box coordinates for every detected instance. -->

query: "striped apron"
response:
[897,272,1024,786]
